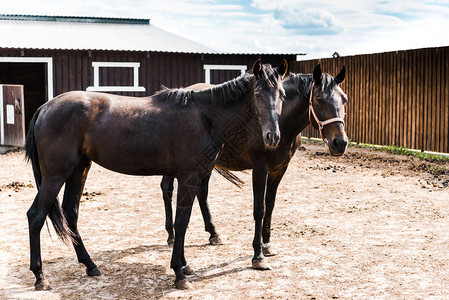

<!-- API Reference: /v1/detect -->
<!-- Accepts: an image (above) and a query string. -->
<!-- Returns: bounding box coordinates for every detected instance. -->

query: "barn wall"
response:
[0,48,294,131]
[0,48,294,96]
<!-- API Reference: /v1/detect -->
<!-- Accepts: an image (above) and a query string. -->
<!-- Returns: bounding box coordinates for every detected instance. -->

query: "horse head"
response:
[252,59,288,149]
[309,64,348,156]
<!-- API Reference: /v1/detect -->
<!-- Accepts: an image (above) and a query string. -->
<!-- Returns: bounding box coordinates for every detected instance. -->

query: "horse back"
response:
[33,91,214,177]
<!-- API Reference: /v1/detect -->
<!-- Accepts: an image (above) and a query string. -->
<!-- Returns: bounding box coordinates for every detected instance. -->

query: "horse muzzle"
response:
[327,135,348,156]
[264,129,281,150]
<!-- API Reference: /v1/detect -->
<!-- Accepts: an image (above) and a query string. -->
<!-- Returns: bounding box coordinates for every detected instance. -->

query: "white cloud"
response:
[1,0,449,57]
[273,7,341,35]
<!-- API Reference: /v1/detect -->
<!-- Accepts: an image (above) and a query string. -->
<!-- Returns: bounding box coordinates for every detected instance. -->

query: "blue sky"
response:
[3,0,449,59]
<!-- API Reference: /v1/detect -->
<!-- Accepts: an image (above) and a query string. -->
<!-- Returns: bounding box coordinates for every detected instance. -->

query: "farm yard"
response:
[0,141,448,299]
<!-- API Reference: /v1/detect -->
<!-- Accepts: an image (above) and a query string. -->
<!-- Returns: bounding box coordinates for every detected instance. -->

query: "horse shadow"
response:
[4,243,252,298]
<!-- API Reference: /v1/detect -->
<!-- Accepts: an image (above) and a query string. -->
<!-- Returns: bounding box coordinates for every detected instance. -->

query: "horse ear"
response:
[278,59,289,79]
[313,64,322,85]
[252,59,263,79]
[335,66,346,84]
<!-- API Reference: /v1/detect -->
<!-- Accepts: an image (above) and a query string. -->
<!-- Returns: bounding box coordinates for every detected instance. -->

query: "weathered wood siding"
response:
[294,46,449,153]
[0,48,295,131]
[1,84,25,146]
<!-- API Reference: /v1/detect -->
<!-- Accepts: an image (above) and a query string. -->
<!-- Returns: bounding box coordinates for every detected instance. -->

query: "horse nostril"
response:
[266,132,271,143]
[333,138,348,149]
[332,139,338,147]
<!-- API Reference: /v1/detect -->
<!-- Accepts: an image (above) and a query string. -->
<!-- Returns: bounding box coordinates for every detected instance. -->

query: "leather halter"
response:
[309,82,345,144]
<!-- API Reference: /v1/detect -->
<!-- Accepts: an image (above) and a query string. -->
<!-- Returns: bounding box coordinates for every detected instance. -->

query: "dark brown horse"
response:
[24,60,288,290]
[161,64,348,270]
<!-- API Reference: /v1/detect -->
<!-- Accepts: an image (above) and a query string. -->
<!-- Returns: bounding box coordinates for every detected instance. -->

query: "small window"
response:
[86,62,146,92]
[203,64,247,84]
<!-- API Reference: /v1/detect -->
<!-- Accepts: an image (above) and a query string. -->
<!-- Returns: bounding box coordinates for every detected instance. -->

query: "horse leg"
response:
[170,175,200,290]
[61,155,100,276]
[161,176,176,246]
[251,162,272,270]
[262,166,288,257]
[27,178,65,290]
[197,174,222,245]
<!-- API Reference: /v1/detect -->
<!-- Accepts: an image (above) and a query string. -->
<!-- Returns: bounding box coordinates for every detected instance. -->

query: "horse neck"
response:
[280,74,313,140]
[192,73,252,105]
[193,76,256,135]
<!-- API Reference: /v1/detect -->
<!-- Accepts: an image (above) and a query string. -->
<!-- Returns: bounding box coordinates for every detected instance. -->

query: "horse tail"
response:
[25,107,75,245]
[25,107,42,188]
[213,168,244,189]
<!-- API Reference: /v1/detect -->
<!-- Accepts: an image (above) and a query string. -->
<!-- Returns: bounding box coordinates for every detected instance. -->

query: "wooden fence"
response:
[293,46,449,154]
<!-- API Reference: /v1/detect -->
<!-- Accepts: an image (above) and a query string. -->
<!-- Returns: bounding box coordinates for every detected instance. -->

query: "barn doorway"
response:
[0,62,46,132]
[0,57,53,132]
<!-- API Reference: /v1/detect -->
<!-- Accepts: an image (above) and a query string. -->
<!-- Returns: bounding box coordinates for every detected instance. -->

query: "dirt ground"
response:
[0,141,448,299]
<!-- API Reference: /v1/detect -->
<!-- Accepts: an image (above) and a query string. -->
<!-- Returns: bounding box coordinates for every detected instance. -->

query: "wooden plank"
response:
[383,52,389,146]
[445,47,449,153]
[2,85,25,146]
[396,51,400,147]
[389,52,394,145]
[363,53,367,144]
[153,53,161,95]
[435,48,441,152]
[140,54,147,95]
[351,56,357,143]
[369,53,374,144]
[356,55,362,143]
[68,54,75,92]
[363,54,368,143]
[346,57,353,142]
[415,49,421,150]
[439,48,446,153]
[429,48,436,151]
[365,54,370,144]
[424,48,430,151]
[399,51,405,147]
[410,50,416,149]
[378,53,384,146]
[391,52,397,146]
[402,51,408,148]
[404,50,410,148]
[374,53,379,145]
[438,48,444,152]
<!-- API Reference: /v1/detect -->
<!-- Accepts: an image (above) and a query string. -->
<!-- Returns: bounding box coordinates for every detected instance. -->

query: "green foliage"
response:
[301,137,449,162]
[353,144,449,162]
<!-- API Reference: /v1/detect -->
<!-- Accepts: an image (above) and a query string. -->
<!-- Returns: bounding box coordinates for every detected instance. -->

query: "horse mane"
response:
[153,86,194,106]
[153,73,252,106]
[283,73,311,95]
[287,72,336,93]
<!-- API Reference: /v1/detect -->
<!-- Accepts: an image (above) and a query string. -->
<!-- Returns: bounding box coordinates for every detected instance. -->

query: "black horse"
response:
[161,64,348,270]
[24,60,288,290]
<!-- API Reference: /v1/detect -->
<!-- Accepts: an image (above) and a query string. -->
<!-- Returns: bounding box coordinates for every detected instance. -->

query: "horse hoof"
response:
[35,279,51,291]
[262,244,278,257]
[181,265,194,275]
[209,235,223,245]
[87,267,102,276]
[252,259,273,270]
[175,279,192,290]
[167,237,175,247]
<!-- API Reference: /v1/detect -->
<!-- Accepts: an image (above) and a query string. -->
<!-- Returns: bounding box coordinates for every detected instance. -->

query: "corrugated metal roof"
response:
[0,15,218,54]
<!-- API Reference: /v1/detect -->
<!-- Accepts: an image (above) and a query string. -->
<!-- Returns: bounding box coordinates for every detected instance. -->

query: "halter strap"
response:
[309,82,345,144]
